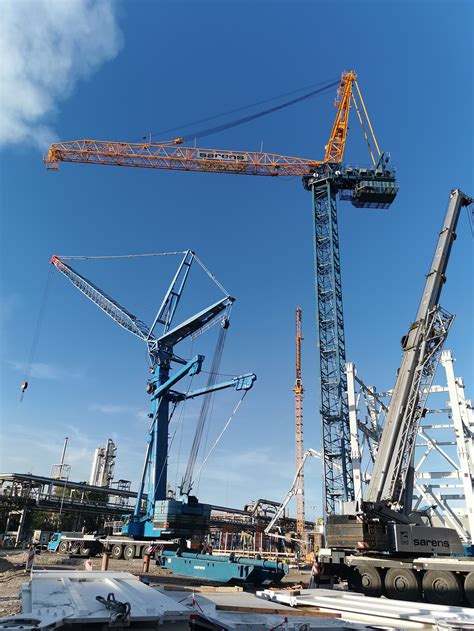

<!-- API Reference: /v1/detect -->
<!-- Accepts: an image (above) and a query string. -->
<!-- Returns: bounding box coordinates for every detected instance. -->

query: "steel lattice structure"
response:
[312,179,353,513]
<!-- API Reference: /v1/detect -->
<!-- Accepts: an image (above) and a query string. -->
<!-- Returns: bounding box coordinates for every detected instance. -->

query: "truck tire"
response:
[464,572,474,606]
[58,542,68,554]
[123,545,135,561]
[111,544,123,559]
[354,566,383,597]
[384,568,421,601]
[422,570,463,606]
[79,545,91,557]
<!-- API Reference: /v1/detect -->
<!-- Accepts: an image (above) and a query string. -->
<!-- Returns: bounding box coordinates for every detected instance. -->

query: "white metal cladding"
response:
[0,570,189,629]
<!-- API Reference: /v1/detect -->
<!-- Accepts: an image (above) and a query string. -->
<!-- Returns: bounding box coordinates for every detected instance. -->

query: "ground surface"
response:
[0,549,309,618]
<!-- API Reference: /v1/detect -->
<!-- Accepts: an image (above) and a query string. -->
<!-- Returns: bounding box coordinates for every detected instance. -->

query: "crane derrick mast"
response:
[44,71,398,515]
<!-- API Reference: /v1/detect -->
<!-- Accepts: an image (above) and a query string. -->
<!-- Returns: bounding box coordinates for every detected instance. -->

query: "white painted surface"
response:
[0,570,189,629]
[257,588,474,629]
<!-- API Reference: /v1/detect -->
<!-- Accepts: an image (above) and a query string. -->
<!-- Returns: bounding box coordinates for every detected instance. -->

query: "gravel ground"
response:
[0,549,309,618]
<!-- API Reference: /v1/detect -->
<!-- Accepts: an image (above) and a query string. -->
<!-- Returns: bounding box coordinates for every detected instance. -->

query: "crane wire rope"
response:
[190,390,249,491]
[354,80,381,157]
[195,389,216,498]
[57,251,230,297]
[467,203,474,236]
[180,322,229,495]
[350,94,378,166]
[141,77,339,142]
[154,371,195,500]
[20,266,55,401]
[172,80,340,144]
[173,336,196,493]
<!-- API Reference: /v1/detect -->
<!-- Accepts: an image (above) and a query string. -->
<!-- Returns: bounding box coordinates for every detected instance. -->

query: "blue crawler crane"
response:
[51,250,256,544]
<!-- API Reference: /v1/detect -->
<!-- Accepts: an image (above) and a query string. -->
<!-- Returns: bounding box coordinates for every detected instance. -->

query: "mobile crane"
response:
[50,251,256,560]
[318,190,474,607]
[44,71,398,515]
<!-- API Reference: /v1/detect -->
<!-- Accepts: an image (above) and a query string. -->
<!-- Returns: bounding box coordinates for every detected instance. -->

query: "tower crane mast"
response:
[44,71,398,514]
[293,307,305,542]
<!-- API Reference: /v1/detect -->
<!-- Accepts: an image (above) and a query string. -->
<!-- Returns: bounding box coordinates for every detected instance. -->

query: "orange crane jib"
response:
[45,141,322,177]
[44,72,368,176]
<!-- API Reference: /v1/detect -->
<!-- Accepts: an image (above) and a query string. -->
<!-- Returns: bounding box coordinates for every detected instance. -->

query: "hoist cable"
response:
[57,251,187,260]
[191,390,248,487]
[467,203,474,237]
[195,388,216,497]
[180,324,228,495]
[176,80,340,144]
[174,338,196,492]
[20,266,54,401]
[57,251,230,299]
[350,94,376,166]
[142,77,339,142]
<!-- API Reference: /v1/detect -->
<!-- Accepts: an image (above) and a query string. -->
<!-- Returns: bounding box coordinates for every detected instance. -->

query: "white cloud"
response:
[90,403,135,415]
[89,404,149,422]
[6,359,78,381]
[0,0,123,148]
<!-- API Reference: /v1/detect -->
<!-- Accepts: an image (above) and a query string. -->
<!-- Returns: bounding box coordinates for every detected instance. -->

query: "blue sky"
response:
[0,0,472,517]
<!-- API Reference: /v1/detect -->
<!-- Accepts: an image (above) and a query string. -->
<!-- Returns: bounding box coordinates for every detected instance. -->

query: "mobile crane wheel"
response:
[123,544,136,561]
[353,566,383,597]
[464,572,474,606]
[111,544,123,559]
[384,568,421,601]
[58,541,68,554]
[422,570,463,606]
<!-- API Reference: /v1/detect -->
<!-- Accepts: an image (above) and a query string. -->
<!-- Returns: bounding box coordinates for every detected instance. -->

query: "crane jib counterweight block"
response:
[153,499,211,538]
[158,550,288,585]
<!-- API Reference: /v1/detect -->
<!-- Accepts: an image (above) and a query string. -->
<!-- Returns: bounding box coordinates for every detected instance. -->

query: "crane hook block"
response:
[20,381,28,392]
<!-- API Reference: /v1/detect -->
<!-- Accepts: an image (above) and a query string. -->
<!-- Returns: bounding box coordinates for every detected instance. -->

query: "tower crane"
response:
[44,71,398,514]
[51,251,256,541]
[293,307,305,544]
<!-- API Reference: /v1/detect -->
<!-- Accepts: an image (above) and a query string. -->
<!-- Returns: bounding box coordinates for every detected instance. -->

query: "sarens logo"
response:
[413,538,449,548]
[198,151,248,162]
